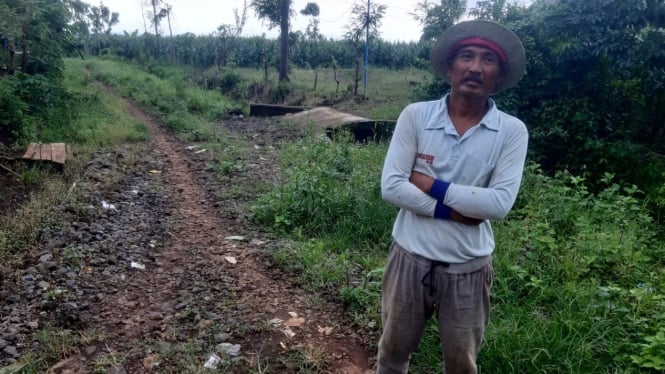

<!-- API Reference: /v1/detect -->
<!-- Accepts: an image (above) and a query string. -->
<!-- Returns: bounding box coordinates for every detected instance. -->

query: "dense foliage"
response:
[0,0,73,142]
[504,0,665,201]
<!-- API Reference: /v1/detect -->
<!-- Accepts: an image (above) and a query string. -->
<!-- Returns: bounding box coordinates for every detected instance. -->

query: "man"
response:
[378,20,529,373]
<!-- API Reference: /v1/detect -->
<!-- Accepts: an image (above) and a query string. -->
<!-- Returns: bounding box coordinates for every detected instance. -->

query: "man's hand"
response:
[409,171,434,194]
[450,210,484,226]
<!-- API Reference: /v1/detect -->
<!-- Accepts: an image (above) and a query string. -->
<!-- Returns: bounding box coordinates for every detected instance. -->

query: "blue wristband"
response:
[429,179,450,201]
[434,201,452,219]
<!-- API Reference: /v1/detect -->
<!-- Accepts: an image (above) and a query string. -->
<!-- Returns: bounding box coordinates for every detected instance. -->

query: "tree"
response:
[508,0,665,199]
[145,0,163,57]
[300,2,321,40]
[251,0,293,82]
[65,0,91,55]
[0,0,72,142]
[4,0,72,74]
[411,0,466,42]
[469,0,508,22]
[344,0,386,96]
[88,2,119,55]
[159,3,175,61]
[214,1,248,70]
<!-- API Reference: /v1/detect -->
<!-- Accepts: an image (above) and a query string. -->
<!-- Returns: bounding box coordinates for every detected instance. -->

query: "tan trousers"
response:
[376,242,493,374]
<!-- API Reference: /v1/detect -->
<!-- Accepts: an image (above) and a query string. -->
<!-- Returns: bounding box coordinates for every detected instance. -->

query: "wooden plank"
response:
[20,142,69,165]
[51,143,67,164]
[22,143,39,159]
[41,143,52,162]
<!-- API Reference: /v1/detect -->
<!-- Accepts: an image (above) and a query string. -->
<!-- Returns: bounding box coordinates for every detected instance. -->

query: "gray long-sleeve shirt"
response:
[381,95,529,263]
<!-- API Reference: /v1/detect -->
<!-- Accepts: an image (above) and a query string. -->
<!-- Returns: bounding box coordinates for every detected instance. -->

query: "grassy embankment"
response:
[0,58,149,266]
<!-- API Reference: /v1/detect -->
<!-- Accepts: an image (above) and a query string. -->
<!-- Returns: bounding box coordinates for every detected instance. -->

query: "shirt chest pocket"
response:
[452,152,494,187]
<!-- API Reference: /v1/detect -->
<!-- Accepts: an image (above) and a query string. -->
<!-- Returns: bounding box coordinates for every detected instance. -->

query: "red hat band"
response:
[449,37,508,64]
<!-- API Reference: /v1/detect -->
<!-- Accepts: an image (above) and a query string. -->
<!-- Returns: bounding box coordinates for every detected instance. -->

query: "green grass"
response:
[63,61,149,145]
[229,66,428,119]
[82,57,239,142]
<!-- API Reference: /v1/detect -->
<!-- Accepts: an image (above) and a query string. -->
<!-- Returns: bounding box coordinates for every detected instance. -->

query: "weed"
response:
[31,326,89,369]
[62,246,85,270]
[275,345,329,374]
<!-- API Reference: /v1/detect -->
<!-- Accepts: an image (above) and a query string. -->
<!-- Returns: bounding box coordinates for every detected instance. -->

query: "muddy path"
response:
[0,96,374,373]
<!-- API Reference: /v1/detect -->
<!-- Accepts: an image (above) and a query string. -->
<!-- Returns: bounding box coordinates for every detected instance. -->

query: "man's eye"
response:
[483,55,498,64]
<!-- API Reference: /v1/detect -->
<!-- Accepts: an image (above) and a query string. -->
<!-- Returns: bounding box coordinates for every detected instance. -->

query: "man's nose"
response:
[469,57,482,72]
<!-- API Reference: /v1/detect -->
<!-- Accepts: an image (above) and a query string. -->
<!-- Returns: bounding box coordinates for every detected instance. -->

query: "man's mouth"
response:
[463,77,483,85]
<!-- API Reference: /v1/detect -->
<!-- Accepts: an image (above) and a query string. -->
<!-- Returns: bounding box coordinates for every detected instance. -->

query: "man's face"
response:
[446,45,504,97]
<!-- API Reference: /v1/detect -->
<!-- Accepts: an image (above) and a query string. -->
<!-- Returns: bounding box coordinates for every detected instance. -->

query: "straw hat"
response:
[430,20,526,94]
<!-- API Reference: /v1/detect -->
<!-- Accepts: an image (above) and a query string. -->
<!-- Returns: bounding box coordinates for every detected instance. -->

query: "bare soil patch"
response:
[0,98,374,372]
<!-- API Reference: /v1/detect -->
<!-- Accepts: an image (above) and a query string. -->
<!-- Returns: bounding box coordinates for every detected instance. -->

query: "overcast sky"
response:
[101,0,531,42]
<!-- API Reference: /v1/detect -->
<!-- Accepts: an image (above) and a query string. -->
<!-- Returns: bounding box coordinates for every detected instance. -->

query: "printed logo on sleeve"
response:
[416,153,435,165]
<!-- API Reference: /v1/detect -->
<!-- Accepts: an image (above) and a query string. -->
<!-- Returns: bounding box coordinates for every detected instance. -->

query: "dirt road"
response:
[0,97,373,373]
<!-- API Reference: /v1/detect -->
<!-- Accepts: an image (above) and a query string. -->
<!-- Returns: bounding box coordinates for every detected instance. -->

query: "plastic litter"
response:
[285,317,305,327]
[225,235,245,241]
[216,343,241,356]
[282,327,296,339]
[318,325,334,336]
[130,261,145,270]
[203,353,221,369]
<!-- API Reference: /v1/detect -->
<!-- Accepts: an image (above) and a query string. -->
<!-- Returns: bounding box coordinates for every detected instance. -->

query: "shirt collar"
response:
[426,94,501,132]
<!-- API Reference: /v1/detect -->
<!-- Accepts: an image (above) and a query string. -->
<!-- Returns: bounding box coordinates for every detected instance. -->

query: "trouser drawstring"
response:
[421,260,450,297]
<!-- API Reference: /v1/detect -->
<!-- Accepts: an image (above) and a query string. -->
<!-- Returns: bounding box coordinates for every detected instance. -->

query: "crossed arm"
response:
[381,104,529,226]
[409,171,484,226]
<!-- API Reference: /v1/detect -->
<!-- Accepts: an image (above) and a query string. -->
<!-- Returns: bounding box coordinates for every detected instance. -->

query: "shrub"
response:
[0,75,29,142]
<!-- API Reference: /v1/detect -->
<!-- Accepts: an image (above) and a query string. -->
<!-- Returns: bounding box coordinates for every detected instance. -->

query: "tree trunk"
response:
[354,56,361,96]
[20,28,28,72]
[167,9,175,63]
[278,0,290,82]
[140,1,148,34]
[83,35,90,55]
[152,0,160,57]
[264,57,269,81]
[333,65,340,95]
[8,41,15,74]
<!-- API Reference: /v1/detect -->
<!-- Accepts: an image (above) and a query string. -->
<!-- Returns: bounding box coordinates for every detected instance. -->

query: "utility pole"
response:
[363,0,370,98]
